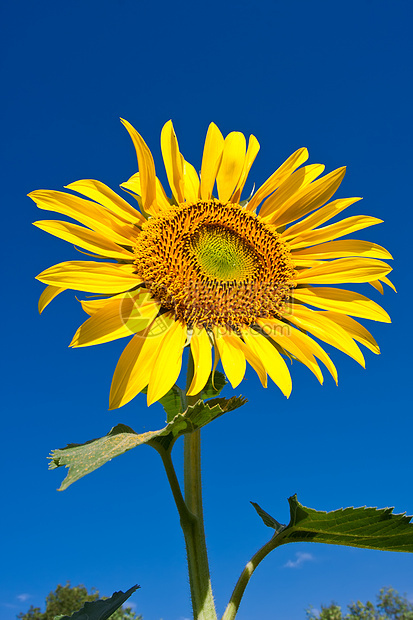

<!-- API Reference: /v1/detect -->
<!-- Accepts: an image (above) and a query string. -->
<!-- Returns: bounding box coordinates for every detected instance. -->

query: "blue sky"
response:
[1,0,412,619]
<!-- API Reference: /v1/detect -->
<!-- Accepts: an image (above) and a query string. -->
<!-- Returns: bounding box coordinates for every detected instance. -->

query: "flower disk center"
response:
[133,200,296,329]
[190,226,260,282]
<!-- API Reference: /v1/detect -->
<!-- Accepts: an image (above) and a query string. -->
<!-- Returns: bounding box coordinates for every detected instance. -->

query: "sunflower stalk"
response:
[155,352,217,620]
[183,429,217,620]
[179,353,216,620]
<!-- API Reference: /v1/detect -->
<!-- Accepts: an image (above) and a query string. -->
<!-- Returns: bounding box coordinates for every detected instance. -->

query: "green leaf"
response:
[200,370,227,400]
[151,395,246,451]
[49,424,142,491]
[144,371,227,422]
[56,585,139,620]
[250,502,285,533]
[156,385,185,422]
[49,396,246,490]
[253,495,413,552]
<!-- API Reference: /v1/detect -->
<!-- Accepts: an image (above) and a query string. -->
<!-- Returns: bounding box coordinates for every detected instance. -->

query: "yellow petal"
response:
[295,257,392,285]
[230,134,260,203]
[109,336,149,409]
[80,291,159,327]
[380,275,397,292]
[213,327,246,388]
[34,220,134,260]
[147,319,187,405]
[80,294,123,315]
[155,177,173,209]
[200,123,224,200]
[259,164,325,218]
[36,261,142,293]
[70,297,135,348]
[322,311,380,354]
[369,280,384,294]
[38,285,65,313]
[292,287,391,322]
[286,304,365,366]
[292,239,393,261]
[211,334,221,388]
[258,319,323,384]
[109,314,175,409]
[120,172,142,197]
[266,167,346,227]
[121,173,171,212]
[286,324,338,384]
[291,259,325,268]
[161,120,185,203]
[246,147,309,212]
[65,179,145,224]
[119,181,144,212]
[120,118,158,215]
[122,293,161,333]
[238,339,268,387]
[187,327,213,396]
[216,132,246,202]
[288,215,383,249]
[29,190,136,245]
[72,291,160,347]
[263,318,338,384]
[183,158,200,203]
[282,197,362,240]
[241,328,292,397]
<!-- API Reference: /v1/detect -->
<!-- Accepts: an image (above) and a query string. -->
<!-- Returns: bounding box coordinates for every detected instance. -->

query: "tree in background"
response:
[17,582,142,620]
[306,587,413,620]
[307,603,343,620]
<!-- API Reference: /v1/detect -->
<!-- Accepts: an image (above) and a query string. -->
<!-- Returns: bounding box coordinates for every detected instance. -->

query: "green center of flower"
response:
[190,225,260,281]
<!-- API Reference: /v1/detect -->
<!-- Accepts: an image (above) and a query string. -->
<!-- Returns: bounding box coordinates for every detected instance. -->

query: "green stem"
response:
[182,351,217,620]
[155,430,216,620]
[156,350,217,620]
[221,533,282,620]
[183,428,217,620]
[155,447,195,527]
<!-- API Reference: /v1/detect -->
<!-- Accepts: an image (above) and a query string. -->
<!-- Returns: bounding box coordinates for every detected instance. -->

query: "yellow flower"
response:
[32,120,394,408]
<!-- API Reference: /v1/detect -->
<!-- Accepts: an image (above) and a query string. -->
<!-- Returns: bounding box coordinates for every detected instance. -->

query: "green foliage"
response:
[199,370,227,400]
[49,393,246,490]
[306,603,343,620]
[376,586,413,619]
[156,385,185,423]
[56,585,139,620]
[250,502,285,533]
[252,495,413,552]
[144,370,228,423]
[346,601,380,620]
[306,587,413,620]
[17,583,141,620]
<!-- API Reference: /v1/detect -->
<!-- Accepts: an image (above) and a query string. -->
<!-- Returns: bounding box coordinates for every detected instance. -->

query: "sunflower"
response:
[32,120,394,408]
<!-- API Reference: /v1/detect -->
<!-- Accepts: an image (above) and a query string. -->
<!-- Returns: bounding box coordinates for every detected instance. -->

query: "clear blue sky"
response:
[1,1,412,619]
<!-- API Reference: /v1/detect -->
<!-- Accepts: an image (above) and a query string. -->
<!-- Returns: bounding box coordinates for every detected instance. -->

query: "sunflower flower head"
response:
[32,119,394,409]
